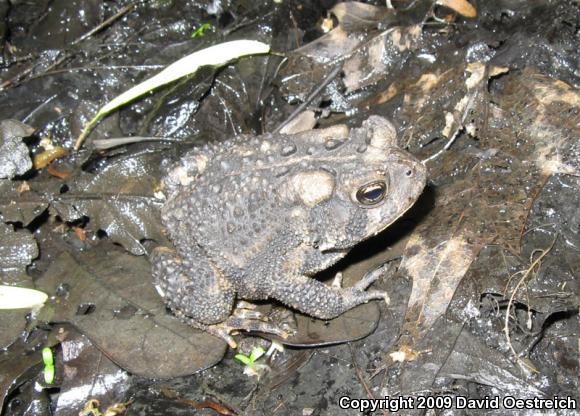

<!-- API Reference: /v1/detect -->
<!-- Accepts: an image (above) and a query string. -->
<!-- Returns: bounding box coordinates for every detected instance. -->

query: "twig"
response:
[91,136,175,150]
[273,64,343,134]
[71,3,136,46]
[0,52,68,91]
[349,344,389,416]
[29,64,164,80]
[22,94,58,123]
[422,85,480,163]
[503,237,557,372]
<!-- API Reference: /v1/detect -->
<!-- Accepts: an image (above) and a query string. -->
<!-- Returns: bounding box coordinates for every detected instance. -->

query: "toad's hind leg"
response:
[151,247,287,347]
[151,246,235,326]
[272,267,389,320]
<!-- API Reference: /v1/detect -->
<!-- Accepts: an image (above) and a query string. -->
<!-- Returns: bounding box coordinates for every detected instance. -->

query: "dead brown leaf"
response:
[279,2,420,101]
[397,68,579,342]
[436,0,477,18]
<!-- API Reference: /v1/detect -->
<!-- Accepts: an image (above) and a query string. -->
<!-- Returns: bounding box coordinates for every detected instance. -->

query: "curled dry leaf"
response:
[33,146,68,169]
[436,0,477,18]
[280,2,420,101]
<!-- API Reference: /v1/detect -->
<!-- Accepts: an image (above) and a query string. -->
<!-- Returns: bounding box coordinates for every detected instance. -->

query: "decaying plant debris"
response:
[0,0,578,415]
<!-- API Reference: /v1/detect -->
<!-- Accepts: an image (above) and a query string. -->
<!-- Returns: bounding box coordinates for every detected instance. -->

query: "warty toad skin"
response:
[151,116,427,347]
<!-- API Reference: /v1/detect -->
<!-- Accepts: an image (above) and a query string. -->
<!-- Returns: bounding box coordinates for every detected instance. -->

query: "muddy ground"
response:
[0,0,578,415]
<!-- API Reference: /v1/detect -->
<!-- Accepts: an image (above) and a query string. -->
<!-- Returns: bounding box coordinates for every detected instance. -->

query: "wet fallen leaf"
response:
[279,2,418,102]
[262,301,380,347]
[437,330,546,399]
[1,150,164,257]
[342,24,423,93]
[0,339,44,411]
[398,69,579,344]
[0,222,38,281]
[263,349,314,390]
[0,310,27,349]
[35,247,226,378]
[53,326,131,416]
[51,151,166,255]
[393,317,552,397]
[0,213,40,348]
[0,180,50,226]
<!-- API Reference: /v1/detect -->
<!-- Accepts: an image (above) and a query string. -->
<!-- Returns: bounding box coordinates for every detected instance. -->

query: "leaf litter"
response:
[34,246,226,379]
[0,0,578,414]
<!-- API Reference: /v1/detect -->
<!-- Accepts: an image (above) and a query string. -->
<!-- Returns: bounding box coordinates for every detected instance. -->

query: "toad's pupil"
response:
[363,186,383,200]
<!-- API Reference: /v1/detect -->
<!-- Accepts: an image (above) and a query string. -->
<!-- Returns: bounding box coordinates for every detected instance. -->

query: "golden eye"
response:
[356,181,387,205]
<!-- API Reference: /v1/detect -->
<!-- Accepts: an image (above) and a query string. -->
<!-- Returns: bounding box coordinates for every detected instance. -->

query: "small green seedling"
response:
[234,346,266,366]
[42,347,55,384]
[191,23,212,38]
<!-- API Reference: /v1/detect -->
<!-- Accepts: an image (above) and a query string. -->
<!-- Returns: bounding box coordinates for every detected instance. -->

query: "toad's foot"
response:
[179,303,289,348]
[331,264,390,305]
[351,263,391,304]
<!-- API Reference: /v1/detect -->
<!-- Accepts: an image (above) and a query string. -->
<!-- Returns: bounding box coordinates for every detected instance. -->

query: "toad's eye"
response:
[356,181,387,205]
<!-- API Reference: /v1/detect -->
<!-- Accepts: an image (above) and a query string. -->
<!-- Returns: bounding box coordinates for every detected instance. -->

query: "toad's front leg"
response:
[151,247,287,348]
[271,265,389,320]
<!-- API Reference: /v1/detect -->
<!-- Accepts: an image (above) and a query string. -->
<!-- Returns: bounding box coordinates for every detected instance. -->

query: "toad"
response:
[151,116,427,347]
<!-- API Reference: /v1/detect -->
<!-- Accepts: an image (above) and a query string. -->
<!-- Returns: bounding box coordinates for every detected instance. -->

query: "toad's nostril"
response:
[405,169,413,177]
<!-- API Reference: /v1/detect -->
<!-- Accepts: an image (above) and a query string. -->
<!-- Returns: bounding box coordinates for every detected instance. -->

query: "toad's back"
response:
[161,124,358,266]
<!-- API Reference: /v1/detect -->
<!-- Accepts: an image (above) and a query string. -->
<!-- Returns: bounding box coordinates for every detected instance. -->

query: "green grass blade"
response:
[249,346,265,362]
[75,39,270,150]
[234,354,252,365]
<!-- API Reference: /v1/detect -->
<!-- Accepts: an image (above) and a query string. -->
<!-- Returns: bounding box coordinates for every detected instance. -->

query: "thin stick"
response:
[503,237,557,372]
[349,344,389,416]
[273,64,343,134]
[72,3,136,46]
